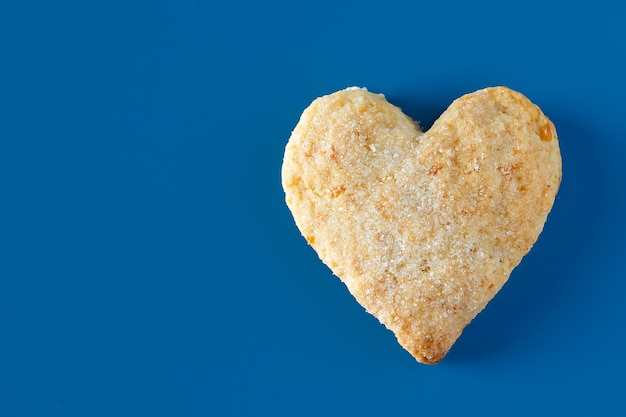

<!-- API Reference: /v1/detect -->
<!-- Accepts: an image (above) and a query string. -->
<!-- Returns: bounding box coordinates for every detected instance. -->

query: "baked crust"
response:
[282,87,562,364]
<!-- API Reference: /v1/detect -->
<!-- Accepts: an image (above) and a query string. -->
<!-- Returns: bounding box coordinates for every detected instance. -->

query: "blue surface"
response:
[2,0,625,415]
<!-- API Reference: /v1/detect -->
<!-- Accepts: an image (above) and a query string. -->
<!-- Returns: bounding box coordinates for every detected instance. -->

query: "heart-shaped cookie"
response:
[281,86,562,364]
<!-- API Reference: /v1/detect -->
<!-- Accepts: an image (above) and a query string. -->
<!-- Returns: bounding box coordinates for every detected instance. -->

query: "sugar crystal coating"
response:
[282,87,562,364]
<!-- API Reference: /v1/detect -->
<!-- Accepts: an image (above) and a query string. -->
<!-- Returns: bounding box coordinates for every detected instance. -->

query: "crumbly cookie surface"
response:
[281,86,562,364]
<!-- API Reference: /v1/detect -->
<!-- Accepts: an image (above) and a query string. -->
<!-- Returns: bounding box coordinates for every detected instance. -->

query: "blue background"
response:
[2,0,625,415]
